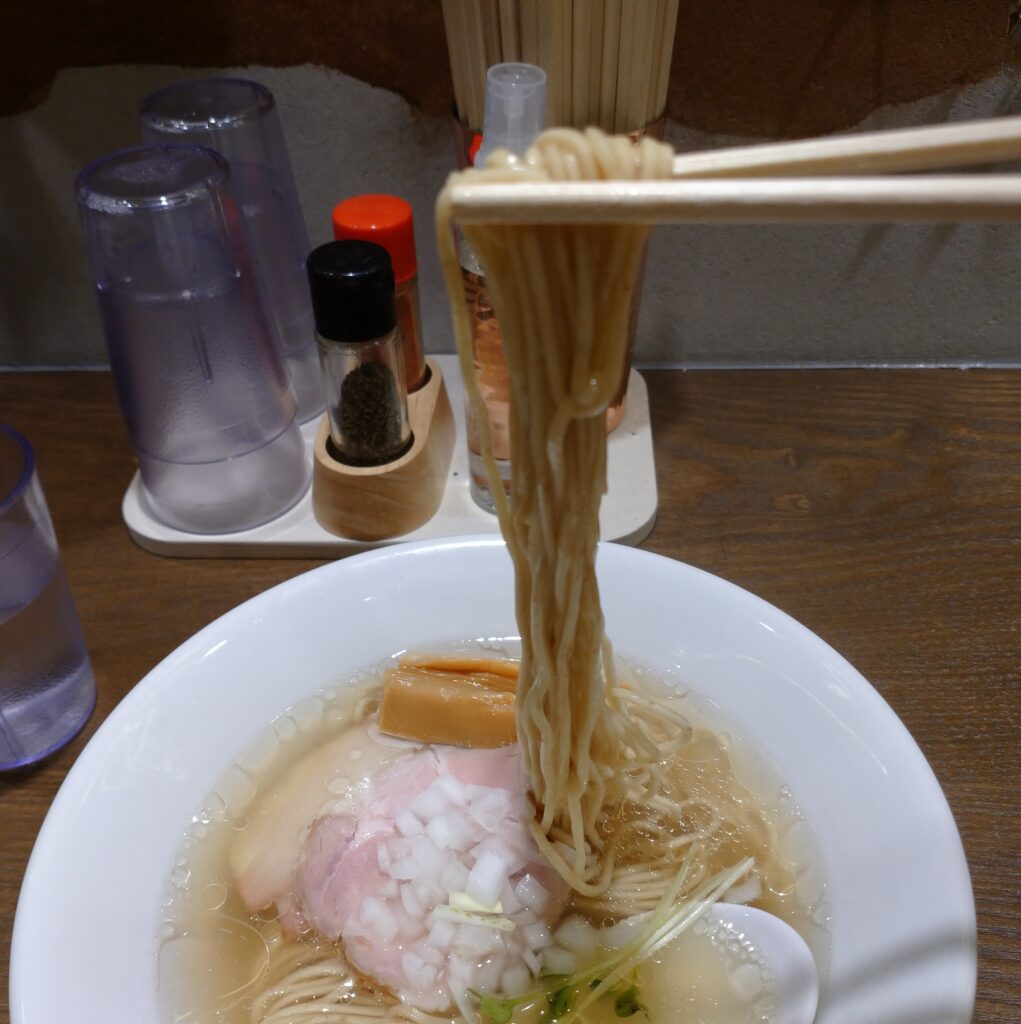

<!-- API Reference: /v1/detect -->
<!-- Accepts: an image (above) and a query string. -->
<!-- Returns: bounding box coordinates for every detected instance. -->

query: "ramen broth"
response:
[157,650,828,1024]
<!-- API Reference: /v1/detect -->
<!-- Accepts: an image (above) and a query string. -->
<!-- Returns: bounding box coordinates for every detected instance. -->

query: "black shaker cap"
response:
[306,240,397,342]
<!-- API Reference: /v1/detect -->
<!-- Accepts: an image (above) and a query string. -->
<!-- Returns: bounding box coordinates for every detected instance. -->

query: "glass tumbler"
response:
[1,425,96,770]
[75,145,311,534]
[139,78,324,422]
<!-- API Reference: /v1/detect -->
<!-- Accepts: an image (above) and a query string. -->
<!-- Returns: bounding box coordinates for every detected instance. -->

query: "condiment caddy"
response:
[120,356,658,557]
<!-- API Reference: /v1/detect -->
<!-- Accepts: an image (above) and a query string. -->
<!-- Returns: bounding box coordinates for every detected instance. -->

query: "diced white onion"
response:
[376,912,399,943]
[499,882,522,915]
[426,916,457,951]
[401,882,426,917]
[474,958,504,994]
[435,774,468,806]
[401,951,438,990]
[410,784,451,821]
[395,808,425,837]
[389,857,421,881]
[440,860,471,894]
[310,759,574,1012]
[417,943,445,968]
[514,874,551,914]
[522,921,552,951]
[542,946,578,975]
[554,915,599,957]
[466,850,510,910]
[411,836,445,875]
[360,896,399,942]
[501,964,532,997]
[454,920,502,955]
[427,810,479,852]
[600,913,649,950]
[424,814,454,851]
[389,837,412,859]
[414,877,447,906]
[360,895,385,923]
[470,837,526,876]
[467,789,513,831]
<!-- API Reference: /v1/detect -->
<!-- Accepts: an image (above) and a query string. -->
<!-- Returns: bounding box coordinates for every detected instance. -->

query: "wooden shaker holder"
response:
[312,357,456,540]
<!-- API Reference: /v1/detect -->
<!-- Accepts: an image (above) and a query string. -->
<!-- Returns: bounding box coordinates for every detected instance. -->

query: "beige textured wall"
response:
[3,62,1021,369]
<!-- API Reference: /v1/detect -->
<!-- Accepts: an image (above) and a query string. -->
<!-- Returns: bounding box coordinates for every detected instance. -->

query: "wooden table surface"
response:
[1,369,1019,1022]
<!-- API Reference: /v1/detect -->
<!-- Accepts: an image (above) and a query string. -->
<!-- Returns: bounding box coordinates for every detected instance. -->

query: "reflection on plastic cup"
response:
[75,145,311,534]
[140,78,324,423]
[0,425,96,770]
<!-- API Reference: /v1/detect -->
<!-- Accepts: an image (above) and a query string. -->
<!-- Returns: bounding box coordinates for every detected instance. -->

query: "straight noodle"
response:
[252,938,452,1024]
[436,128,676,893]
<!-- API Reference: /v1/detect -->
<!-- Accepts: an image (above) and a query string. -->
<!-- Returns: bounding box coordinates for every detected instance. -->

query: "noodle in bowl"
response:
[11,537,975,1024]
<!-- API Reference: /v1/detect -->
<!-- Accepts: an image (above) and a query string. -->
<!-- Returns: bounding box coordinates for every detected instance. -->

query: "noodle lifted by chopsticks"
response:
[437,127,675,893]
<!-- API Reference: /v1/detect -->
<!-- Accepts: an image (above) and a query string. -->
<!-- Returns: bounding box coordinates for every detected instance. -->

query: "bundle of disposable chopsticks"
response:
[447,115,1021,225]
[443,0,679,132]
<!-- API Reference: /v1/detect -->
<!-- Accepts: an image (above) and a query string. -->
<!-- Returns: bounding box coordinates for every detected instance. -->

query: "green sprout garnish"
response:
[470,853,754,1024]
[547,985,573,1018]
[612,984,645,1018]
[476,993,515,1024]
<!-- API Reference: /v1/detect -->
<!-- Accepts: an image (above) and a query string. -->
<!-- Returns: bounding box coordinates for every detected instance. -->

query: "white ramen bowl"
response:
[10,537,975,1024]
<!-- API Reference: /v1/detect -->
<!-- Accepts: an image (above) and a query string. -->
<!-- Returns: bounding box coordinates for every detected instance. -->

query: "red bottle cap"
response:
[332,194,418,285]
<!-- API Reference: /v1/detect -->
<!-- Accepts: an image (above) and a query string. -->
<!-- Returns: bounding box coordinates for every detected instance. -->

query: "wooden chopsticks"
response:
[448,114,1021,225]
[448,175,1021,225]
[671,114,1021,179]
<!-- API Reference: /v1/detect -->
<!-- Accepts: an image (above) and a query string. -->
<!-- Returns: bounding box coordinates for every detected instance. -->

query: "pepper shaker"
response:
[307,242,456,541]
[307,241,412,467]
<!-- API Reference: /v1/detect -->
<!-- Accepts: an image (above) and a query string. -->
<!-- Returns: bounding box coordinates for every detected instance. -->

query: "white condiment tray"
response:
[122,355,657,557]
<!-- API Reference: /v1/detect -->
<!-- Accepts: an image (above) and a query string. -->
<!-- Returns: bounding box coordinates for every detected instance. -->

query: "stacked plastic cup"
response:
[139,78,324,422]
[75,145,311,534]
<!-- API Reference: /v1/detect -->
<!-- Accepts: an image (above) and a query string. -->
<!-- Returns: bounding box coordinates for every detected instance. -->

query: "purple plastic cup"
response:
[75,145,311,534]
[0,425,96,770]
[140,78,324,423]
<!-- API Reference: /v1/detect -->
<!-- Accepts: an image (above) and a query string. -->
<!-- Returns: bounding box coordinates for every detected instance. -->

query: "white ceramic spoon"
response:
[710,903,820,1024]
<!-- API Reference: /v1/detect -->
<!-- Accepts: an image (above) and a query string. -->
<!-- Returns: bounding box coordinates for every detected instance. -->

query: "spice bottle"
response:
[306,240,412,467]
[458,63,547,513]
[332,195,426,393]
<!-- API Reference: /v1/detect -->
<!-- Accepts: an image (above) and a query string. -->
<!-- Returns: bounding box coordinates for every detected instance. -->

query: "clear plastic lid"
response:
[475,63,547,168]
